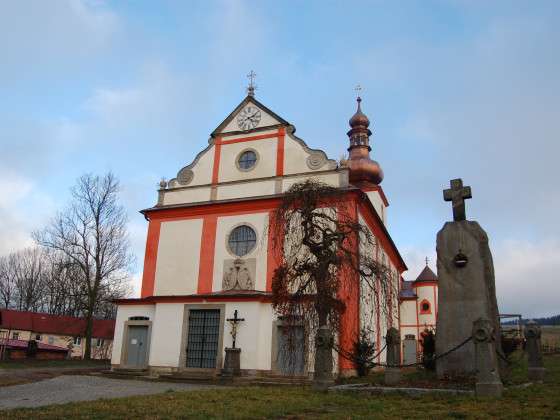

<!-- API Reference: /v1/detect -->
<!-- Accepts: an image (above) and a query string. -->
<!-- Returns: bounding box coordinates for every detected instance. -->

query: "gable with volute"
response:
[160,95,341,206]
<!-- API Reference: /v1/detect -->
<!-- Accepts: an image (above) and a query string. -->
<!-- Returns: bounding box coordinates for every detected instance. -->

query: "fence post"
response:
[524,320,546,382]
[472,317,503,397]
[384,327,401,385]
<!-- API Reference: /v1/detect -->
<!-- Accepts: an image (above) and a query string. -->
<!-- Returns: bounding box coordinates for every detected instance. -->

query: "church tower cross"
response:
[443,178,472,221]
[246,70,257,97]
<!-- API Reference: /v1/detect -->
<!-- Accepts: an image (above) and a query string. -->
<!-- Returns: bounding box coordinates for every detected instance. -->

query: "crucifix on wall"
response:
[227,310,245,349]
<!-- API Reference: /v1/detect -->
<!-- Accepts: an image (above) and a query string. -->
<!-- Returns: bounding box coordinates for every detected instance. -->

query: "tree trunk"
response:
[84,311,93,360]
[313,325,334,390]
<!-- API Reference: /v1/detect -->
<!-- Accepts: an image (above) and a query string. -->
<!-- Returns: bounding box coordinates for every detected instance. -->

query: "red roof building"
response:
[0,309,115,339]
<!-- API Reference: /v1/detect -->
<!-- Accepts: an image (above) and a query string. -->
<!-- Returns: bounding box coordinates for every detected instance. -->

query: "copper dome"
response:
[349,97,370,128]
[346,96,383,185]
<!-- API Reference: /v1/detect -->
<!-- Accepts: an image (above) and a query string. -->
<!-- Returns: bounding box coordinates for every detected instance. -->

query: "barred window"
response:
[228,225,256,256]
[237,150,257,170]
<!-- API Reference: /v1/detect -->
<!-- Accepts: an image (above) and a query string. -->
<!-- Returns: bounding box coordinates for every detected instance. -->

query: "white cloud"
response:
[0,172,54,255]
[494,239,560,318]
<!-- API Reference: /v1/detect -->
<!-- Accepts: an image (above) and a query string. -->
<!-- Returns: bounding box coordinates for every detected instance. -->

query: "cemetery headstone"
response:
[524,320,546,382]
[384,327,401,385]
[472,317,503,397]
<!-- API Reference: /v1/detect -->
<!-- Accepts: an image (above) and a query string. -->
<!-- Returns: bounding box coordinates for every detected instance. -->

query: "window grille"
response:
[228,225,256,256]
[238,150,257,170]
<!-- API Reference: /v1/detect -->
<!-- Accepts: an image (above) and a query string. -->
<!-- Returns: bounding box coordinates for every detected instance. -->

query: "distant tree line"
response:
[0,246,128,319]
[502,315,560,326]
[0,173,134,359]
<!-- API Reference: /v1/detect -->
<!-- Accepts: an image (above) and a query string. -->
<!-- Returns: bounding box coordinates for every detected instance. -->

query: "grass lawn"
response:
[4,354,560,419]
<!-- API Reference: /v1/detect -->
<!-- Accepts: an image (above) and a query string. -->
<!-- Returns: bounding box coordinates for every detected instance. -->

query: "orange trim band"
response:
[140,220,161,298]
[197,215,218,293]
[146,197,281,222]
[219,131,280,145]
[117,295,273,305]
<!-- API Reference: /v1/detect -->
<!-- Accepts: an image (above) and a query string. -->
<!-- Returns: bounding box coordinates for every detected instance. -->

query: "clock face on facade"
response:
[237,106,261,131]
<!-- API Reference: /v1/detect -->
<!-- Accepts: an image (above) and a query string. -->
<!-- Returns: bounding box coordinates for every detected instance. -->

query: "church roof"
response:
[414,265,438,283]
[399,281,417,299]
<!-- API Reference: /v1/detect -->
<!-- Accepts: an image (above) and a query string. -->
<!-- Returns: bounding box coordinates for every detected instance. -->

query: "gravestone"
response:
[472,317,503,397]
[436,179,503,379]
[384,327,401,385]
[524,320,546,381]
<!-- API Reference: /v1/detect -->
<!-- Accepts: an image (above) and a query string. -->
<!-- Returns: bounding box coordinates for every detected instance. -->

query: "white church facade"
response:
[111,84,438,377]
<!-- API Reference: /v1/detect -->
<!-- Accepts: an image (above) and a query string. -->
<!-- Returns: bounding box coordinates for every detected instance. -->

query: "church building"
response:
[111,80,438,376]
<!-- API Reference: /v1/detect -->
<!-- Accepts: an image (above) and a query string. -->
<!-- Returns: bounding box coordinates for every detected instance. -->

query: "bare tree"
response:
[0,255,15,308]
[34,173,134,359]
[0,248,47,311]
[270,180,396,387]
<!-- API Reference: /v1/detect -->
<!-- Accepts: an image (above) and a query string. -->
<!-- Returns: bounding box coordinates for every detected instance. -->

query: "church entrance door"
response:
[277,325,305,375]
[126,325,149,368]
[186,309,221,368]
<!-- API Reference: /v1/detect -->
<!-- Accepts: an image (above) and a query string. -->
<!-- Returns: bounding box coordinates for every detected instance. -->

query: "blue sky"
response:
[1,1,559,317]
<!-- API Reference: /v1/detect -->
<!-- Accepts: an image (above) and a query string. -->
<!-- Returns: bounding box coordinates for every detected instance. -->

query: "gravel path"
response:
[0,375,216,409]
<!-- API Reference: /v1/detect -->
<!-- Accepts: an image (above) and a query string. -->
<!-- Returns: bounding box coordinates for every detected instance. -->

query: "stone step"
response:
[158,374,216,384]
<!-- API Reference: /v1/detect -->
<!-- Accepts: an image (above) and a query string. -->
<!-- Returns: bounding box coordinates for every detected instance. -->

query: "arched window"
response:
[237,150,257,171]
[228,225,257,256]
[420,299,431,314]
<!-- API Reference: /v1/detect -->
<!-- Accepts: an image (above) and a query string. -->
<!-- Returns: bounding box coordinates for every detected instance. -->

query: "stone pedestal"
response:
[524,320,546,382]
[221,347,241,377]
[436,220,503,379]
[473,318,503,398]
[313,326,334,391]
[384,327,401,386]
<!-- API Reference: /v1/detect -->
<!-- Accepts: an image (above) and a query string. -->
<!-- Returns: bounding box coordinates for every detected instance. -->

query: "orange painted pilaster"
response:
[212,137,222,185]
[337,199,360,373]
[197,215,218,294]
[276,127,285,177]
[266,210,283,292]
[141,220,162,298]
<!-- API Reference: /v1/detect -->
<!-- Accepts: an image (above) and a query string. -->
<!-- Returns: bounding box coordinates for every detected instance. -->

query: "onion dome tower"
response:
[346,96,384,185]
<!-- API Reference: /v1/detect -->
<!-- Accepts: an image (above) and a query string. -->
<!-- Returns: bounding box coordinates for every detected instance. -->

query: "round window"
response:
[237,150,257,171]
[421,302,430,312]
[228,225,257,256]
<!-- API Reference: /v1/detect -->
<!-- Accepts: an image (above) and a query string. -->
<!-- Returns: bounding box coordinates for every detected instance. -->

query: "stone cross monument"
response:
[436,179,503,379]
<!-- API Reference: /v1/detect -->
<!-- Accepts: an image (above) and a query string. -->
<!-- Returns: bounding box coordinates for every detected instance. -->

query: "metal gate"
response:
[403,334,417,365]
[277,325,305,375]
[186,309,220,368]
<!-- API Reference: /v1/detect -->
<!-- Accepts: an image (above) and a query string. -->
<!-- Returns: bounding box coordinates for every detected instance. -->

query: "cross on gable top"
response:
[443,178,472,222]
